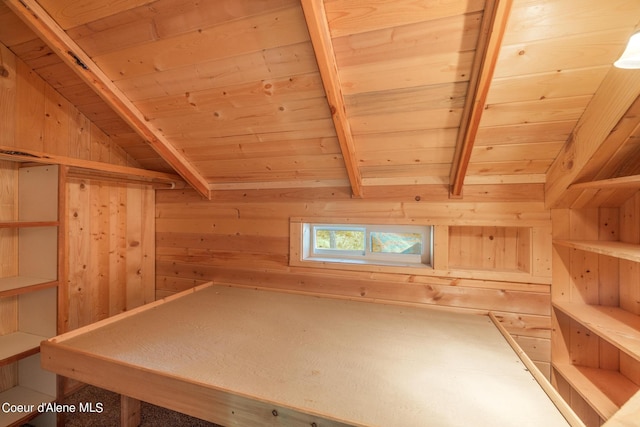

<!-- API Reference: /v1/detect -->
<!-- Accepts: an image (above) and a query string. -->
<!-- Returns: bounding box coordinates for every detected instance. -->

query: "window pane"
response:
[371,232,422,254]
[315,229,365,251]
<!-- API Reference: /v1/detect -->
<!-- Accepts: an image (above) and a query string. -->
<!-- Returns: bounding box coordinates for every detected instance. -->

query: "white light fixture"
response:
[615,32,640,69]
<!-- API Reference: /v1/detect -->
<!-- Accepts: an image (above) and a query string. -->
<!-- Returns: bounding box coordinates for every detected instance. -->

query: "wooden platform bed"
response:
[41,283,576,427]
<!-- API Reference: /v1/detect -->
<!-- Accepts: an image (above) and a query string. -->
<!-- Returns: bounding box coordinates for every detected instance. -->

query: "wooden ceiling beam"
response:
[4,0,212,199]
[545,69,640,209]
[449,0,512,198]
[301,0,363,198]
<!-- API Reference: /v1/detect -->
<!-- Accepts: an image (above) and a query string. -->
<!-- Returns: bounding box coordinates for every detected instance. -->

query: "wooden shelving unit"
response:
[0,162,60,427]
[0,332,48,363]
[553,240,640,263]
[553,363,637,420]
[553,301,640,362]
[551,196,640,427]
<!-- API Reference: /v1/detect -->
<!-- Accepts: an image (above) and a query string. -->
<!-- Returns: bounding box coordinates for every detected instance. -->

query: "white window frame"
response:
[301,222,433,268]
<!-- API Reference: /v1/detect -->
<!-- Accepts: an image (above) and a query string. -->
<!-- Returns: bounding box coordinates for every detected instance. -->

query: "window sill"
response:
[291,256,433,275]
[303,256,432,269]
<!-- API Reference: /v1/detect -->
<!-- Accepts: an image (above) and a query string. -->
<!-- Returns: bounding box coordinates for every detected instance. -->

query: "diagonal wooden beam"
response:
[449,0,512,198]
[301,0,363,198]
[4,0,212,199]
[545,69,640,208]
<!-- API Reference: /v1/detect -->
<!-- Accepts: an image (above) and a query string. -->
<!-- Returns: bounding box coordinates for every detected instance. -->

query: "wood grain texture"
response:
[545,70,640,208]
[43,284,570,427]
[65,177,155,333]
[3,0,637,194]
[302,0,362,197]
[551,189,640,425]
[155,187,553,371]
[5,0,211,197]
[449,0,513,196]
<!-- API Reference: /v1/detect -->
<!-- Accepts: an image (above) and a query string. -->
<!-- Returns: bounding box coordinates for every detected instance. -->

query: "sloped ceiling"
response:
[1,0,640,202]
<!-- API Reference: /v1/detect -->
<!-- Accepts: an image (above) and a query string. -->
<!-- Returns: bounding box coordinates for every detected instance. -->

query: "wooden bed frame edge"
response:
[489,312,585,427]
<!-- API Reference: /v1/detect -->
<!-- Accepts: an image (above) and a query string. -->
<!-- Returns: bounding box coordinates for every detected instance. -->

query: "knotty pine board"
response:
[155,187,553,378]
[65,178,155,333]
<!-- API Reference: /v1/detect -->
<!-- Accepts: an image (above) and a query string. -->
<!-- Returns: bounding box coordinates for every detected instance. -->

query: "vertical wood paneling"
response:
[15,60,44,151]
[90,180,110,320]
[65,178,155,331]
[620,193,640,316]
[432,225,449,271]
[596,208,621,375]
[0,161,17,279]
[57,165,68,334]
[141,185,155,304]
[598,208,620,308]
[568,209,599,305]
[68,106,91,160]
[109,184,127,315]
[89,123,111,163]
[0,44,16,148]
[126,185,143,309]
[448,226,530,272]
[532,226,552,278]
[67,179,90,331]
[43,84,70,156]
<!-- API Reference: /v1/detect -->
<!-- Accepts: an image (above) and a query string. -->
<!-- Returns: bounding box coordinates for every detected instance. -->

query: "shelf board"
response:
[0,221,58,228]
[554,302,640,363]
[0,386,55,427]
[553,240,640,262]
[604,389,640,427]
[553,363,639,420]
[0,332,45,366]
[0,276,58,297]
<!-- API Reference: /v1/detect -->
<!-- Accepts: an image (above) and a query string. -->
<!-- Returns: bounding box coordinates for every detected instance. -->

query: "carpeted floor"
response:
[61,385,222,427]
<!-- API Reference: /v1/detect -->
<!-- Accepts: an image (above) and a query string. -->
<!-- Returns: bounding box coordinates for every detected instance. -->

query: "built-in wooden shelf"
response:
[604,389,640,427]
[0,221,58,228]
[0,332,45,366]
[554,302,640,363]
[553,240,640,263]
[0,385,55,426]
[0,276,58,297]
[0,163,59,427]
[554,363,639,420]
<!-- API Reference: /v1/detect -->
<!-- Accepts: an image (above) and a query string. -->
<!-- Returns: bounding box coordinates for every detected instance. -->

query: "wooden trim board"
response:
[40,283,570,427]
[489,313,585,427]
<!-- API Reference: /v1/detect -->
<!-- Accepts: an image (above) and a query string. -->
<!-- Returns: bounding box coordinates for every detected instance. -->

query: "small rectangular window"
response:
[302,223,432,268]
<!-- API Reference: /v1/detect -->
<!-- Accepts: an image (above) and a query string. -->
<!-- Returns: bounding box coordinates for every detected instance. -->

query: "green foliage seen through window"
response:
[315,229,364,251]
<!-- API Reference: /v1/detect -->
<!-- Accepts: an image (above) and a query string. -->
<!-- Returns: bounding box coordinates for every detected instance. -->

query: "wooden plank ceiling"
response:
[1,0,639,200]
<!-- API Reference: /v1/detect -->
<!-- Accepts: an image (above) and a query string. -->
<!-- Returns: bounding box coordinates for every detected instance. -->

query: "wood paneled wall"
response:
[0,42,156,333]
[0,42,136,166]
[156,185,554,377]
[64,177,155,332]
